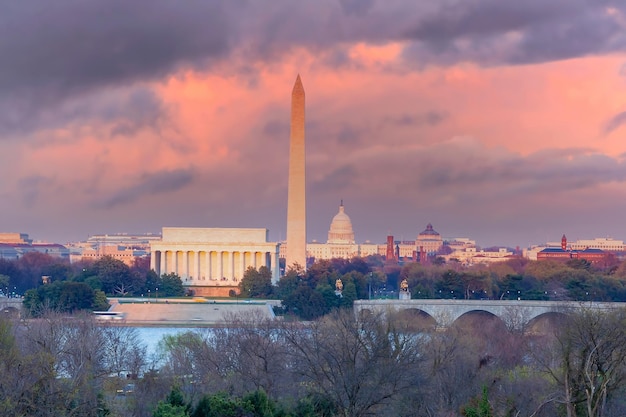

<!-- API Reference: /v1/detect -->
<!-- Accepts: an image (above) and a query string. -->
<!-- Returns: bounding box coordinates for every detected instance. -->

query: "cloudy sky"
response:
[1,0,626,248]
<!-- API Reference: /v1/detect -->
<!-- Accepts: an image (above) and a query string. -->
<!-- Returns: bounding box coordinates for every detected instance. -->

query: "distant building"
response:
[536,235,608,263]
[415,223,443,255]
[281,213,452,265]
[445,247,514,265]
[81,245,146,266]
[307,202,361,260]
[0,233,32,244]
[568,237,625,252]
[150,227,280,297]
[0,233,69,260]
[66,233,159,265]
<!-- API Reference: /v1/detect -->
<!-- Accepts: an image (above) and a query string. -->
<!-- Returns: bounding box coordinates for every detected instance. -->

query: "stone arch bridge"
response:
[354,299,626,330]
[0,297,22,319]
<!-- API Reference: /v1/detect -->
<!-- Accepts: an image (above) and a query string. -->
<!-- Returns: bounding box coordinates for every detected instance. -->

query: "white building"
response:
[150,227,280,297]
[445,247,513,265]
[568,237,625,252]
[307,202,361,260]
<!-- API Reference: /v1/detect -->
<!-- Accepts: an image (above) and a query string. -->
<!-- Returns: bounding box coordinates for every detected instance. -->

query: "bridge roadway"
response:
[354,299,626,329]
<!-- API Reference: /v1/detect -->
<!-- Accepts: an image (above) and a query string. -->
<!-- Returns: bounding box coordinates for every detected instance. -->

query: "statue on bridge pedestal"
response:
[399,278,411,300]
[335,279,343,297]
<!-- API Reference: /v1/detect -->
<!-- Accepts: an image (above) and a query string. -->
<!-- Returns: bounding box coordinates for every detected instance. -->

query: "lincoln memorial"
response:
[150,227,280,297]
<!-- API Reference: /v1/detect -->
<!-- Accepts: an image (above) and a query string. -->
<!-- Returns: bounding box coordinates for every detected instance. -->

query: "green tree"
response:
[0,274,9,290]
[23,281,108,316]
[154,402,189,417]
[93,256,137,295]
[191,392,242,417]
[152,385,191,417]
[461,386,493,417]
[282,286,329,320]
[239,266,273,298]
[160,273,185,297]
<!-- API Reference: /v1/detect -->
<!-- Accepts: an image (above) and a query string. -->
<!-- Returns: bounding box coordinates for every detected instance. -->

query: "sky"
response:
[1,0,626,249]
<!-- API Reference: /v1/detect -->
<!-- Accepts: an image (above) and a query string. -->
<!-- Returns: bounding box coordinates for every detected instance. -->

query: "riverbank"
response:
[108,299,278,326]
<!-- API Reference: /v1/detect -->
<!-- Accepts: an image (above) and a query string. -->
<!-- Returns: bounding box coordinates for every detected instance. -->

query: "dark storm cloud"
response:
[604,111,626,135]
[4,0,623,102]
[0,1,233,99]
[0,85,168,138]
[262,120,289,137]
[338,0,376,17]
[311,165,358,194]
[2,0,625,136]
[385,111,448,127]
[0,0,234,135]
[400,0,626,65]
[97,168,194,209]
[409,144,626,198]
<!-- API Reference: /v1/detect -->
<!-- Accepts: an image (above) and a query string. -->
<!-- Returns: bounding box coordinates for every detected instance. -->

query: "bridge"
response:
[0,297,22,318]
[354,299,626,330]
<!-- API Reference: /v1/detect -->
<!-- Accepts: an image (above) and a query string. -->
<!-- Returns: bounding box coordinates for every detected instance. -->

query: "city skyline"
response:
[0,1,626,248]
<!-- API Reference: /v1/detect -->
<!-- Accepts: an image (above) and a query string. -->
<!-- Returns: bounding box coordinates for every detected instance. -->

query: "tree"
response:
[282,285,329,320]
[461,386,493,417]
[154,386,190,417]
[160,273,185,297]
[212,314,294,398]
[23,281,107,316]
[93,256,138,295]
[0,274,9,290]
[239,266,273,298]
[283,309,424,417]
[535,307,626,417]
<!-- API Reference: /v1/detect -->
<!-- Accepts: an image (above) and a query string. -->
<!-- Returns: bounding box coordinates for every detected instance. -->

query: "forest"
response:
[2,253,626,415]
[3,250,626,319]
[1,306,626,417]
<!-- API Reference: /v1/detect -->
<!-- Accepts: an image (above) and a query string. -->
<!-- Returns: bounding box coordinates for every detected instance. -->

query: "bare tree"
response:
[212,312,295,399]
[533,307,626,417]
[283,309,425,417]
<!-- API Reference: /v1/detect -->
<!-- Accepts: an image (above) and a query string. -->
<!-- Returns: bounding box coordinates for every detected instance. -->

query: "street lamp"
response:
[148,289,151,302]
[156,287,158,303]
[368,273,373,300]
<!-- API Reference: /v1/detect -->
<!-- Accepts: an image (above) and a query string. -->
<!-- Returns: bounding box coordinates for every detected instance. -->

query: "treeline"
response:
[133,308,626,417]
[6,251,626,319]
[0,253,185,316]
[3,307,626,416]
[239,256,626,320]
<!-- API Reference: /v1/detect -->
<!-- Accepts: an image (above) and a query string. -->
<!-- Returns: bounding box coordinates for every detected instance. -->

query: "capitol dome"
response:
[327,202,355,244]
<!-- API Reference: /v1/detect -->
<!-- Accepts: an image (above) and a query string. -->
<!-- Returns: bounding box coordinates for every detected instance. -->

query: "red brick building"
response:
[537,235,608,263]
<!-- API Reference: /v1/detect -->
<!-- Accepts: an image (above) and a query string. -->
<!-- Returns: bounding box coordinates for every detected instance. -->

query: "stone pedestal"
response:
[399,291,411,300]
[335,290,343,298]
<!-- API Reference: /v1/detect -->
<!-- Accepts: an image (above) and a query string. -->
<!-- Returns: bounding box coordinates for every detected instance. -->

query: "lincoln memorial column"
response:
[206,251,212,280]
[150,251,157,272]
[184,251,190,279]
[196,252,201,281]
[160,252,166,276]
[229,251,234,280]
[170,252,177,276]
[272,247,280,284]
[218,252,224,280]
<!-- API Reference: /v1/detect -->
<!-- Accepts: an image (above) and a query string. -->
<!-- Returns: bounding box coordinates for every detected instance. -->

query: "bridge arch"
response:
[354,300,626,330]
[393,308,437,331]
[526,311,568,335]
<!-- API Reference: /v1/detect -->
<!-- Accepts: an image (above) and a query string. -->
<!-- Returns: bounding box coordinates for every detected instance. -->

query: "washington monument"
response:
[286,75,307,270]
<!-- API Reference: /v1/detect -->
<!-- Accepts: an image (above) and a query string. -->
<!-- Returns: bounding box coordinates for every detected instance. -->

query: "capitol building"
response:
[279,202,447,262]
[306,202,362,260]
